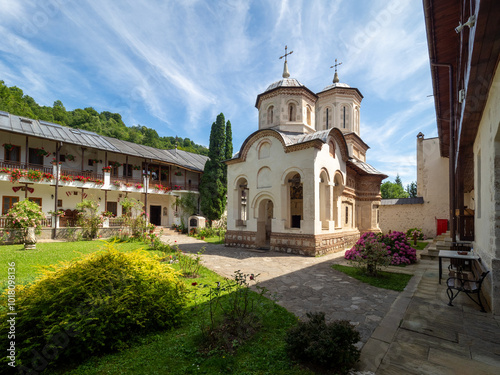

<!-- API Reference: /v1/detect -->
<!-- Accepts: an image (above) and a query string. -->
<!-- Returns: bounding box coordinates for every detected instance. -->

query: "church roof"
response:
[276,129,332,146]
[263,78,304,93]
[348,158,387,177]
[321,82,351,90]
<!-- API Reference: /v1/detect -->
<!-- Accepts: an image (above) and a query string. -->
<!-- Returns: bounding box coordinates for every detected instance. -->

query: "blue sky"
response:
[0,0,437,187]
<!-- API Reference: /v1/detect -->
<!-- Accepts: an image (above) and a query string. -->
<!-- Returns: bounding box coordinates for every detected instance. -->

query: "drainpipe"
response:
[430,61,456,242]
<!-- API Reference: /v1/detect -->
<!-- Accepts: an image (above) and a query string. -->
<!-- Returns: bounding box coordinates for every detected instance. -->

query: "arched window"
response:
[306,106,312,126]
[267,105,274,125]
[341,105,349,129]
[319,170,331,230]
[354,107,360,133]
[287,172,302,228]
[288,103,296,121]
[326,107,329,129]
[235,177,248,227]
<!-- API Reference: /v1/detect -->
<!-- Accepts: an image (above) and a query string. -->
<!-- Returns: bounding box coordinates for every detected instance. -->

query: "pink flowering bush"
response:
[344,232,391,276]
[5,200,46,242]
[345,231,417,267]
[379,231,418,265]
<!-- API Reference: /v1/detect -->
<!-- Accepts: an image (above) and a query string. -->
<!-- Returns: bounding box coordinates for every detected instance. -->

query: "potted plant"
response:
[36,147,50,157]
[66,154,75,162]
[2,143,14,151]
[102,166,112,173]
[133,165,141,170]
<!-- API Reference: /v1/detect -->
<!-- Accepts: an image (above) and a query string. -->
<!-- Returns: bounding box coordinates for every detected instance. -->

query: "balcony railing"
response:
[149,180,199,191]
[457,215,474,241]
[60,168,103,181]
[1,159,199,192]
[0,160,53,174]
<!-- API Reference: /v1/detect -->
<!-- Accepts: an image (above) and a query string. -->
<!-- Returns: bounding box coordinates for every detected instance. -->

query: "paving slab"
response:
[163,234,500,374]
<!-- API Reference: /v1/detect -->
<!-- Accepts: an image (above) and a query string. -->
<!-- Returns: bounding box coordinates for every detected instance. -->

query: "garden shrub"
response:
[345,231,417,267]
[285,312,360,374]
[379,231,418,265]
[76,199,103,239]
[345,232,391,276]
[1,242,188,371]
[406,227,426,241]
[4,199,46,243]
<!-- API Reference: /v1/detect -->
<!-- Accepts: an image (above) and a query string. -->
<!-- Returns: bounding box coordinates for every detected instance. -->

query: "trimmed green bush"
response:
[285,312,360,374]
[1,242,188,371]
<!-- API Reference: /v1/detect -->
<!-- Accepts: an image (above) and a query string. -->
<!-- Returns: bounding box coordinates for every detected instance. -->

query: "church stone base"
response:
[225,230,360,257]
[225,230,258,249]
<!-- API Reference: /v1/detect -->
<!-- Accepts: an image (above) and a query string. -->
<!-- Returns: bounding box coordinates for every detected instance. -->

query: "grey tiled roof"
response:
[0,111,208,172]
[381,197,425,205]
[349,158,385,176]
[264,78,304,93]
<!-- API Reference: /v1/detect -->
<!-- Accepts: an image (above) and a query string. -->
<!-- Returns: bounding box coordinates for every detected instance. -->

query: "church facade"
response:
[225,56,387,256]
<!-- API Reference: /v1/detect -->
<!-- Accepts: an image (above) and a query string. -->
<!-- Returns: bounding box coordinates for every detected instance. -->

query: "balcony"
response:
[1,159,200,193]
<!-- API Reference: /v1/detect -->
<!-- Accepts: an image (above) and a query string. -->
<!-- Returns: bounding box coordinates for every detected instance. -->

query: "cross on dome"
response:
[279,45,293,78]
[330,58,342,83]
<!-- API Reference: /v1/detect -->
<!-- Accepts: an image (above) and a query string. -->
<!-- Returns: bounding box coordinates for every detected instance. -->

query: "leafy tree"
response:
[395,174,403,187]
[225,120,233,160]
[381,175,410,199]
[200,113,230,223]
[406,181,417,198]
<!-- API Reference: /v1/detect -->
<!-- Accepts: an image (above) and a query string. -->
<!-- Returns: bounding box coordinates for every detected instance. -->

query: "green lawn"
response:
[412,241,429,250]
[200,235,225,244]
[331,264,413,291]
[0,241,150,288]
[1,240,311,374]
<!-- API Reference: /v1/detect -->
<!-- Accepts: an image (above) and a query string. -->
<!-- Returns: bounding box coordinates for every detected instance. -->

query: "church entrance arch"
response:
[256,198,274,249]
[333,171,344,228]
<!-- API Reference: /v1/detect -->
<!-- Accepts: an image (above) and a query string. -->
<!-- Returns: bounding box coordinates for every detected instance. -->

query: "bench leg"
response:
[464,292,487,313]
[446,287,460,307]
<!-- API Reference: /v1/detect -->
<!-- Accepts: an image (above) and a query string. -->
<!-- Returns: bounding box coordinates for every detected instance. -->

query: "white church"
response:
[225,51,387,256]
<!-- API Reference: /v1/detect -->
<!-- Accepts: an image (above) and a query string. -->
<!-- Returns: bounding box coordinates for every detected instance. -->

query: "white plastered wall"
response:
[473,64,500,314]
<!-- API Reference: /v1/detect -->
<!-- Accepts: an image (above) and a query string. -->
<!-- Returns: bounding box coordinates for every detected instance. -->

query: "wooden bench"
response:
[446,259,489,312]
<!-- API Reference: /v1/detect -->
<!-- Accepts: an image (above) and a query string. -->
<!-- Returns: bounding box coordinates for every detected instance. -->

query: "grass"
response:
[0,240,311,374]
[0,240,149,288]
[412,241,429,250]
[331,264,413,291]
[200,235,225,244]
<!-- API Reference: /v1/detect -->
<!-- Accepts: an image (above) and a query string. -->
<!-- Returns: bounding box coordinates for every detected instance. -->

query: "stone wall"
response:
[226,229,359,257]
[379,203,433,237]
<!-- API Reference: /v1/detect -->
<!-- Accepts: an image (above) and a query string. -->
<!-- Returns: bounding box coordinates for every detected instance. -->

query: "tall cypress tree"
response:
[225,120,233,160]
[200,113,227,222]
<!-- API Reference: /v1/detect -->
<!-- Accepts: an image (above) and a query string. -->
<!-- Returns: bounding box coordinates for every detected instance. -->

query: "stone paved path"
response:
[162,234,399,344]
[164,233,500,374]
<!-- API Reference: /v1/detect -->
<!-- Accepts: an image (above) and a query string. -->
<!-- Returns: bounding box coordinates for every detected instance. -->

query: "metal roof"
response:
[348,158,386,176]
[0,112,120,152]
[0,112,208,172]
[264,78,304,93]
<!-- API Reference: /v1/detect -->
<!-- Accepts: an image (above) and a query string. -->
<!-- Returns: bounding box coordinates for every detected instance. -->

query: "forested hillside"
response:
[0,81,208,156]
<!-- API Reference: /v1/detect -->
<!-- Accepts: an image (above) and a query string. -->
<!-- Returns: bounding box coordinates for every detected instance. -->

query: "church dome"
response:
[263,78,304,93]
[321,82,351,91]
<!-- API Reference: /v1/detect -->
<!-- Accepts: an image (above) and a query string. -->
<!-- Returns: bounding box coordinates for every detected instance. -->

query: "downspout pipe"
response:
[430,61,456,242]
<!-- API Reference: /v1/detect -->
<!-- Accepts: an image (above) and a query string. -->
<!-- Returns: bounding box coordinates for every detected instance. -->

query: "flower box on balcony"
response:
[60,175,73,183]
[74,176,90,183]
[135,183,144,189]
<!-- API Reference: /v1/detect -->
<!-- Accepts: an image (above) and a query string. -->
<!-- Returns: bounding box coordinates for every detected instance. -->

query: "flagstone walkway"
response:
[163,234,500,374]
